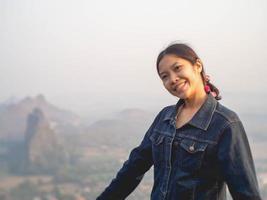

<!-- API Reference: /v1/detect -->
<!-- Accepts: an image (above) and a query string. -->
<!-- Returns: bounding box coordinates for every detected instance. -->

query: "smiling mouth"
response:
[173,81,186,91]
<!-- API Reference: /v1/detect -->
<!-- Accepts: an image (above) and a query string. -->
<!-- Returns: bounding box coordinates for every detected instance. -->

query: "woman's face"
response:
[158,54,204,100]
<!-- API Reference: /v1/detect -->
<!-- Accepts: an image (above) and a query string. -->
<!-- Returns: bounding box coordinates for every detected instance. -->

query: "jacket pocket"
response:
[178,138,208,172]
[149,133,165,167]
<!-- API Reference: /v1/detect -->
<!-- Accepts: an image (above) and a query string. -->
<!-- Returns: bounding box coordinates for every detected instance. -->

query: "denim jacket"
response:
[96,94,261,200]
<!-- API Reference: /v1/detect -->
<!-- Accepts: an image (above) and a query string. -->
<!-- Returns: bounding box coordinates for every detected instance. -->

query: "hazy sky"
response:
[1,0,267,118]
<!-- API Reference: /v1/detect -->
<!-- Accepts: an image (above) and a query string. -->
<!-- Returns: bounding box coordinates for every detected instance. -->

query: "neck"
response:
[183,90,208,110]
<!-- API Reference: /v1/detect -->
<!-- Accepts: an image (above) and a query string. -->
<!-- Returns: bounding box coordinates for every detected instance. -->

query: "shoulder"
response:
[150,104,176,124]
[214,101,241,124]
[208,101,243,135]
[161,104,176,113]
[159,104,176,118]
[210,102,248,144]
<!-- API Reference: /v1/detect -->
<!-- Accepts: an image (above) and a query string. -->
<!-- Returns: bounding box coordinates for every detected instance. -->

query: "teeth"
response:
[178,82,185,87]
[174,81,186,91]
[178,82,184,86]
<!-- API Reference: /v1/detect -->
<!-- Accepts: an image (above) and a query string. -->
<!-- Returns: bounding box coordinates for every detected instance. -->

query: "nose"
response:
[170,73,179,85]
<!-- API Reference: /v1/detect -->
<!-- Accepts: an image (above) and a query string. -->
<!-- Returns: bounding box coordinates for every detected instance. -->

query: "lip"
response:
[173,81,186,91]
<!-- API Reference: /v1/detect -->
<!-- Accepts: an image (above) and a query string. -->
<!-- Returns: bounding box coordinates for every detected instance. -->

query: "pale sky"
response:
[1,0,267,118]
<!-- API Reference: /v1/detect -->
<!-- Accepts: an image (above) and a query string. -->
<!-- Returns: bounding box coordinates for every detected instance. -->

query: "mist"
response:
[1,0,267,120]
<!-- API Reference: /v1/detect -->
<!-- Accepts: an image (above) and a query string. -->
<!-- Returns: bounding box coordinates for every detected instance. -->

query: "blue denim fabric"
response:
[96,94,262,200]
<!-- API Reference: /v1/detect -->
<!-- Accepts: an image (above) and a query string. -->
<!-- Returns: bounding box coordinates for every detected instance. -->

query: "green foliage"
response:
[53,186,77,200]
[9,180,40,200]
[6,142,27,174]
[0,163,9,178]
[54,165,85,183]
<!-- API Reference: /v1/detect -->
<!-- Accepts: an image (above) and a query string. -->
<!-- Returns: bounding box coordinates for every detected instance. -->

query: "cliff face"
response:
[0,94,81,140]
[24,108,69,174]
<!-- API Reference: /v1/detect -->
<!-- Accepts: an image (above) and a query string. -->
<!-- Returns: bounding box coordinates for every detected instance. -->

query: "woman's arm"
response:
[96,109,164,200]
[217,120,262,200]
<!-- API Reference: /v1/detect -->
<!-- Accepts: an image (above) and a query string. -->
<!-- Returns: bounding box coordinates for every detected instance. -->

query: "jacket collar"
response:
[163,93,217,131]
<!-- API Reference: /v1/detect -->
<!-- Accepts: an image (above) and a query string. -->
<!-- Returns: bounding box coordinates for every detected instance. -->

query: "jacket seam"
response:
[218,120,241,137]
[215,120,242,156]
[214,110,239,124]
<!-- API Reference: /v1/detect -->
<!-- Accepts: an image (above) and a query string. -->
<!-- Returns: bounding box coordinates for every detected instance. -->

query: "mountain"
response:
[24,108,69,173]
[0,94,82,140]
[74,108,156,148]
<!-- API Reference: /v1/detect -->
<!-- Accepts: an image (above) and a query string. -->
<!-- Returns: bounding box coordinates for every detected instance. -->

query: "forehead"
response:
[158,54,190,73]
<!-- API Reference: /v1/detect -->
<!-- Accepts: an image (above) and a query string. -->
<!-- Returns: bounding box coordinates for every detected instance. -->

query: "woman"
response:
[96,43,261,200]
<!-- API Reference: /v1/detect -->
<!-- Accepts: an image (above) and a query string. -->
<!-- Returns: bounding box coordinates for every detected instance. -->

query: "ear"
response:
[194,59,203,73]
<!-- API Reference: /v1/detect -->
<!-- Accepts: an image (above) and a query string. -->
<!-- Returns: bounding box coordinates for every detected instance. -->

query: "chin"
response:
[177,95,188,100]
[171,92,188,99]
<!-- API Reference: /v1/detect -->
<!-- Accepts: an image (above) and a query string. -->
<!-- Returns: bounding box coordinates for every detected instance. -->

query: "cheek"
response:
[163,82,169,89]
[162,81,172,91]
[178,70,189,79]
[183,70,197,82]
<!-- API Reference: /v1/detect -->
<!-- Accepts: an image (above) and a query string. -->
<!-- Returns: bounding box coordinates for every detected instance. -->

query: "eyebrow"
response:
[159,62,179,76]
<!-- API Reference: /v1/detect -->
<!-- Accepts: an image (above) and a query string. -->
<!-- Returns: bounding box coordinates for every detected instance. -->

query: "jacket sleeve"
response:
[96,109,164,200]
[217,120,262,200]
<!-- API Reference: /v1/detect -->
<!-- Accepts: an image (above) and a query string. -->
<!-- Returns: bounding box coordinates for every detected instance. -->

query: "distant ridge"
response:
[0,94,81,140]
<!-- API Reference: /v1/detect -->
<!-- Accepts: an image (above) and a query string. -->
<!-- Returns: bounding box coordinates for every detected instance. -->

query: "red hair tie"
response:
[204,84,217,97]
[204,85,211,93]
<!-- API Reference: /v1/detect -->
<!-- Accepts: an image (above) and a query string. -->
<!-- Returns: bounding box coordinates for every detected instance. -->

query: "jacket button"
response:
[189,145,195,152]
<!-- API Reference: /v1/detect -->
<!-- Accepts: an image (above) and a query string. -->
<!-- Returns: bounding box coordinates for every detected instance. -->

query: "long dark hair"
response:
[156,43,221,100]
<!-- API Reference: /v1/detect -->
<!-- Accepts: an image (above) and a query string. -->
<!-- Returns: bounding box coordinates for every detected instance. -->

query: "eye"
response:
[161,74,168,81]
[174,65,181,71]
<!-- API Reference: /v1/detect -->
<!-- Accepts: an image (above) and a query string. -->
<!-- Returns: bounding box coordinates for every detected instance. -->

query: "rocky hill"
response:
[0,94,82,140]
[70,108,156,149]
[24,108,69,173]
